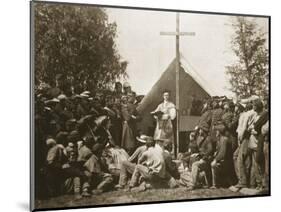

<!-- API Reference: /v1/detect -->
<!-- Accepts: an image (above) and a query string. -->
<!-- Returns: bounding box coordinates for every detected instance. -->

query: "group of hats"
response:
[237,95,263,109]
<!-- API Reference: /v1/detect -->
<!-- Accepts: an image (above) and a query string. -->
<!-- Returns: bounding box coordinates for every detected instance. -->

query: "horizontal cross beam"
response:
[160,31,196,36]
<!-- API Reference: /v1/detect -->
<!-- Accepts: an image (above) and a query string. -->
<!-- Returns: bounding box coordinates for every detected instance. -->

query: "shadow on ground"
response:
[35,187,249,209]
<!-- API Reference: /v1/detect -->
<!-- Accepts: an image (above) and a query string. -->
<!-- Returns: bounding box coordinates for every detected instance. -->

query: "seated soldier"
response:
[210,125,233,189]
[178,132,200,170]
[177,129,208,188]
[99,117,129,179]
[95,115,115,147]
[161,139,180,188]
[102,145,129,181]
[128,137,167,192]
[83,143,114,195]
[189,126,214,190]
[77,136,93,164]
[61,143,91,198]
[44,138,67,197]
[77,136,113,195]
[115,135,148,189]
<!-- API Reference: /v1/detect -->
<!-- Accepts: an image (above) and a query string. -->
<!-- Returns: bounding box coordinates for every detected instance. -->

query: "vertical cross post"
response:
[160,13,195,157]
[175,12,180,158]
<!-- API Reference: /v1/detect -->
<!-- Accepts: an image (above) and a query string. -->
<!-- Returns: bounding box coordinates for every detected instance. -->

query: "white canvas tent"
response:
[137,55,216,135]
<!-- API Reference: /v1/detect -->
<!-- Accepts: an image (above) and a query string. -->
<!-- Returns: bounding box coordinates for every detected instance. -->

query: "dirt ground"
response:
[35,187,249,209]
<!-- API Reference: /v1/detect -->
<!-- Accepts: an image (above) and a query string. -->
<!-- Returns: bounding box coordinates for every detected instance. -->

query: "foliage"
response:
[34,3,128,91]
[226,17,269,99]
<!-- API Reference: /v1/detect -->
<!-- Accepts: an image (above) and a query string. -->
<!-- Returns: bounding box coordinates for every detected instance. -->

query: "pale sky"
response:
[107,8,268,97]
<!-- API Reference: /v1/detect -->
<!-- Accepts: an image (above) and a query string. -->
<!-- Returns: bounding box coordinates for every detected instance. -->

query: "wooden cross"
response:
[160,12,195,157]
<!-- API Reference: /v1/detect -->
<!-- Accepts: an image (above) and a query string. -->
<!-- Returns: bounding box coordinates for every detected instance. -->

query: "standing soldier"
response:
[121,92,140,154]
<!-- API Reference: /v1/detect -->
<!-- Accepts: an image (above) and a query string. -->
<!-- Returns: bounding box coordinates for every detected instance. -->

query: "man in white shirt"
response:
[234,98,261,189]
[129,137,167,191]
[115,135,148,189]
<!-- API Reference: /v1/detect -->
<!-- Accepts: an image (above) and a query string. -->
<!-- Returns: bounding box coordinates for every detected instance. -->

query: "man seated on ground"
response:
[178,131,200,170]
[210,125,233,189]
[99,116,129,181]
[189,126,214,190]
[83,143,114,195]
[161,139,180,188]
[77,136,93,165]
[128,137,167,192]
[62,143,91,198]
[44,137,67,197]
[115,135,149,189]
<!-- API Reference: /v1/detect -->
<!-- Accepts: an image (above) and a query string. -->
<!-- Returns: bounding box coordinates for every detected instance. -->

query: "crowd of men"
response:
[34,75,269,200]
[178,95,269,192]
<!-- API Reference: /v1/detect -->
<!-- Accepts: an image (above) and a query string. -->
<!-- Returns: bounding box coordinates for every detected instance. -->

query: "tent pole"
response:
[175,12,180,158]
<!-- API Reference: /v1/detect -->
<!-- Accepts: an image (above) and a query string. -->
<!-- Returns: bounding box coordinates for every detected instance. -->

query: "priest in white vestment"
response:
[151,91,176,152]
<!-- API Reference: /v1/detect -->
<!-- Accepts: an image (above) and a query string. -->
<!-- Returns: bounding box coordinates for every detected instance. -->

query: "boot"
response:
[81,189,91,197]
[92,189,103,195]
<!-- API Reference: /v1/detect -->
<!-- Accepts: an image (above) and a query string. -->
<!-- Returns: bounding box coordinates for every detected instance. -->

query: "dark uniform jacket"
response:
[197,110,212,130]
[198,135,214,161]
[211,108,224,128]
[214,135,232,163]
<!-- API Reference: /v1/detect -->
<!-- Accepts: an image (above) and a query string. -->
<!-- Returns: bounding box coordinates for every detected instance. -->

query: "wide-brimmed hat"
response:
[46,138,56,146]
[66,118,77,124]
[79,91,91,98]
[45,98,60,104]
[77,115,94,125]
[95,115,108,127]
[103,107,116,117]
[82,91,91,95]
[241,95,260,104]
[80,93,90,98]
[123,82,131,88]
[57,94,67,100]
[44,106,51,111]
[136,135,154,145]
[136,135,148,143]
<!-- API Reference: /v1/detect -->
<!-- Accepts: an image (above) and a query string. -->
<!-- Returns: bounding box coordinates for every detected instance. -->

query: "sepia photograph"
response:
[31,1,270,210]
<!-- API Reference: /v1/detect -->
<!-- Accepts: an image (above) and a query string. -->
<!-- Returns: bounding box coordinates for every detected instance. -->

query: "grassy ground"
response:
[35,187,247,209]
